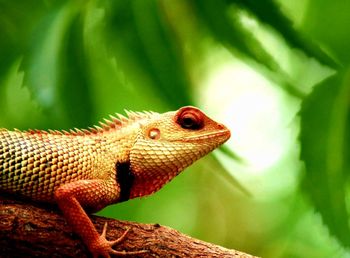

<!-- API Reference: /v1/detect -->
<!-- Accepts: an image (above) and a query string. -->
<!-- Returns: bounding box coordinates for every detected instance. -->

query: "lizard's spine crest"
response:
[7,110,159,136]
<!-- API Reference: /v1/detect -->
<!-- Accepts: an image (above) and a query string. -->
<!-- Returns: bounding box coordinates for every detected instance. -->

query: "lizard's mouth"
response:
[181,129,231,142]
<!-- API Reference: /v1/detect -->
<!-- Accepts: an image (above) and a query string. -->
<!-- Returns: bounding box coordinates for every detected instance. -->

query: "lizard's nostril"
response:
[217,124,225,130]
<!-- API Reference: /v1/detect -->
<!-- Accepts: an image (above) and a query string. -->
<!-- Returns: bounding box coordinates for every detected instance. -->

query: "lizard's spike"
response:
[140,111,154,117]
[109,114,118,121]
[125,110,140,120]
[134,111,144,119]
[99,121,109,129]
[88,127,98,134]
[62,130,70,135]
[124,110,132,117]
[48,129,62,135]
[82,129,91,134]
[25,128,67,135]
[69,129,77,135]
[103,118,114,126]
[93,125,104,133]
[74,128,85,135]
[104,118,117,129]
[68,128,82,136]
[117,114,130,126]
[94,125,102,130]
[117,114,128,122]
[110,114,122,126]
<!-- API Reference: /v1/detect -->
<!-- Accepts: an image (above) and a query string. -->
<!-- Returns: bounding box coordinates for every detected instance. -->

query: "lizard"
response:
[0,106,231,257]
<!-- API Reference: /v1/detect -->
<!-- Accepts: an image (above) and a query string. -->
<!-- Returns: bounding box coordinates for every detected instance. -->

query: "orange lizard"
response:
[0,106,231,257]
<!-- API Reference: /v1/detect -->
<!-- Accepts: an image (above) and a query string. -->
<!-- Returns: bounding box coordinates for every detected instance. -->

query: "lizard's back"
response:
[0,129,95,202]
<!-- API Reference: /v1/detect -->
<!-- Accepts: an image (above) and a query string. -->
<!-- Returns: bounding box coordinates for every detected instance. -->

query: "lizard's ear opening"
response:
[147,128,160,140]
[175,106,204,130]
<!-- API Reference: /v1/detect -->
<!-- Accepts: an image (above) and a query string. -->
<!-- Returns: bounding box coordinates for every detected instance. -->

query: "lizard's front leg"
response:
[54,179,146,257]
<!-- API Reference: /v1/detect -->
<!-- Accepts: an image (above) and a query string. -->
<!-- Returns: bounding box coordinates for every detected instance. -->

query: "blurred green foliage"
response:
[1,0,350,257]
[300,71,350,247]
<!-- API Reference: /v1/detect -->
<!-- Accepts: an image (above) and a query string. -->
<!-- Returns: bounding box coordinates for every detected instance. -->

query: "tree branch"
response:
[0,195,258,257]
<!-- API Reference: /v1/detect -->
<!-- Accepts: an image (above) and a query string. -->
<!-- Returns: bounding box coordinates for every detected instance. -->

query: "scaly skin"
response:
[0,106,230,257]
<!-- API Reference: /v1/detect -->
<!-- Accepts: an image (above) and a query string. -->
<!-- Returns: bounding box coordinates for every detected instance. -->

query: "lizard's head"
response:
[128,106,230,199]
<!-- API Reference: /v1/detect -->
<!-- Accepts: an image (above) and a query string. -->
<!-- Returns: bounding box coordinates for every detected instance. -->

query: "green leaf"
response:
[233,0,338,69]
[0,1,49,83]
[104,0,193,109]
[302,0,350,66]
[300,69,350,247]
[190,0,280,73]
[21,2,94,128]
[219,145,244,163]
[188,0,311,98]
[207,154,252,197]
[57,11,94,127]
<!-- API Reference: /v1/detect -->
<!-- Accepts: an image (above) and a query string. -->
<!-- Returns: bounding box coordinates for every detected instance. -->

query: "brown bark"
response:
[0,195,258,257]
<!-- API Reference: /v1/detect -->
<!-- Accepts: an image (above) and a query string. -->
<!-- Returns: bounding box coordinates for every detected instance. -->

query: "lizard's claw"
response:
[101,222,130,246]
[91,223,148,258]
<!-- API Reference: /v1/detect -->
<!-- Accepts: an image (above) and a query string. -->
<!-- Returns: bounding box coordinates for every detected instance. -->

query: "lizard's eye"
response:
[176,109,204,130]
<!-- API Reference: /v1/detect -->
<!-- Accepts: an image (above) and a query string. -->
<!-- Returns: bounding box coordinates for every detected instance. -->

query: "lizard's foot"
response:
[91,223,148,258]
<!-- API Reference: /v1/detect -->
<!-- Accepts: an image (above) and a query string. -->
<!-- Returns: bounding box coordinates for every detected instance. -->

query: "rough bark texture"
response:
[0,195,258,257]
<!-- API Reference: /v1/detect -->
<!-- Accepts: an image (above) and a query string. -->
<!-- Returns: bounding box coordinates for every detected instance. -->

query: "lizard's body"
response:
[0,106,230,257]
[0,120,136,204]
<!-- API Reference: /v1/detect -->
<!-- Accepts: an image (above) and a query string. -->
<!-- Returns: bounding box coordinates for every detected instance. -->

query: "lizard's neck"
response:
[115,158,179,201]
[129,167,179,200]
[91,126,172,201]
[90,127,137,181]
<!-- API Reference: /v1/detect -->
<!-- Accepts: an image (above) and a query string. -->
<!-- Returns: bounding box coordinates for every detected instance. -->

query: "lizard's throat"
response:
[128,165,180,200]
[116,161,180,201]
